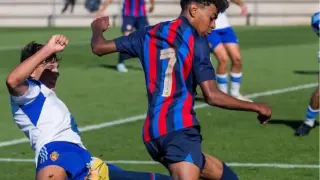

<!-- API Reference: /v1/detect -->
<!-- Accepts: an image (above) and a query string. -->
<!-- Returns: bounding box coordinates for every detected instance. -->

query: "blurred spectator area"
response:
[0,0,318,27]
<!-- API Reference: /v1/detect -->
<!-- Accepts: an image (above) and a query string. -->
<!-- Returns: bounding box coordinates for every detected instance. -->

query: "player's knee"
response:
[310,87,320,109]
[216,55,229,68]
[311,87,320,102]
[214,45,229,68]
[231,54,242,66]
[36,165,67,180]
[314,87,319,97]
[43,174,57,180]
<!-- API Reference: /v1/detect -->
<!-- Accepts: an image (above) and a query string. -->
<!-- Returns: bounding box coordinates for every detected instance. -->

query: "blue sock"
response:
[304,105,319,127]
[108,169,172,180]
[230,72,242,96]
[107,163,122,171]
[217,73,228,93]
[119,52,132,64]
[221,162,239,180]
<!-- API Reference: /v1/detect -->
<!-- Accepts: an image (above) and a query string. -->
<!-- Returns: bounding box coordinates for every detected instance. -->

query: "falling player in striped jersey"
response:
[96,0,155,72]
[90,0,272,179]
[206,0,252,102]
[295,12,320,136]
[6,35,172,180]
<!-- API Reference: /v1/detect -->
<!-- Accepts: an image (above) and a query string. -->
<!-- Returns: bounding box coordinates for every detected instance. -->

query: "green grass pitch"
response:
[0,26,318,179]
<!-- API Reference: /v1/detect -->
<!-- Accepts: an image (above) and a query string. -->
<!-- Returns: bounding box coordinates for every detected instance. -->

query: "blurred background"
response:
[0,0,317,27]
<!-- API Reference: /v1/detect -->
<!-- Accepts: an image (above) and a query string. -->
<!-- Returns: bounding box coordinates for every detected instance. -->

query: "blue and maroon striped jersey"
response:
[114,16,216,142]
[122,0,146,17]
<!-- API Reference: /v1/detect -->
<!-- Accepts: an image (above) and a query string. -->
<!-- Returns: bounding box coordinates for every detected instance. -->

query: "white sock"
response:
[304,106,319,127]
[216,73,228,94]
[230,72,242,96]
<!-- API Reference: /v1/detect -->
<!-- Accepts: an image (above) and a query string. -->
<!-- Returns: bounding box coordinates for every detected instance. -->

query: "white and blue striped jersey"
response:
[10,79,85,166]
[215,12,230,30]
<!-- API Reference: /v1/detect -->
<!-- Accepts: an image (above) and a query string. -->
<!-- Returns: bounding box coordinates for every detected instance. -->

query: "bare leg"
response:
[36,165,67,180]
[213,43,230,94]
[168,161,200,180]
[200,153,238,180]
[295,87,319,136]
[224,43,252,102]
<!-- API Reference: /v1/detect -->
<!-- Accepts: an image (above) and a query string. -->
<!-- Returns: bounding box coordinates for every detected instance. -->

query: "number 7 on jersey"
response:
[160,48,177,97]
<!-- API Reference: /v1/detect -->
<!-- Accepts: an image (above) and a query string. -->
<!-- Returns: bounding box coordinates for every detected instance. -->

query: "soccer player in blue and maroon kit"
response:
[90,0,272,179]
[97,0,155,72]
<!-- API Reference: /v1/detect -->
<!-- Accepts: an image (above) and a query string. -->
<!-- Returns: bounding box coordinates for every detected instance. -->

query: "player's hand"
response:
[256,103,272,124]
[95,11,104,18]
[45,35,69,53]
[91,16,110,32]
[240,4,248,16]
[148,5,154,13]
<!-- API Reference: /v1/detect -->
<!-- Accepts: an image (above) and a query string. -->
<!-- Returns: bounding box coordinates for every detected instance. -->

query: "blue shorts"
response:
[121,16,149,32]
[36,141,92,180]
[144,127,205,170]
[207,27,239,51]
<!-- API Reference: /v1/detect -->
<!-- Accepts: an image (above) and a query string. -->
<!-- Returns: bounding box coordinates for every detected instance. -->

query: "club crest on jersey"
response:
[50,151,59,161]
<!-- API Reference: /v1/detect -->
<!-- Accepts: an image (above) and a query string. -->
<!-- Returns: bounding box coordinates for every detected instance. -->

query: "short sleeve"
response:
[114,28,146,58]
[193,37,216,84]
[11,80,41,105]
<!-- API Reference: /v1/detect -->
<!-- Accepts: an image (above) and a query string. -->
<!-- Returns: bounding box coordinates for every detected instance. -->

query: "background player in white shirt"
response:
[207,0,252,102]
[295,12,320,136]
[6,35,172,180]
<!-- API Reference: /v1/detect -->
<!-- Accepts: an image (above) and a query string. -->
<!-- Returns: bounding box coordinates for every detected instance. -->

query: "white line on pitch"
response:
[0,158,318,169]
[0,82,317,148]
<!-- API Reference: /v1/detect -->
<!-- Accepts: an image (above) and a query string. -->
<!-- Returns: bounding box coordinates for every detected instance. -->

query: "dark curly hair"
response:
[20,41,61,63]
[180,0,229,14]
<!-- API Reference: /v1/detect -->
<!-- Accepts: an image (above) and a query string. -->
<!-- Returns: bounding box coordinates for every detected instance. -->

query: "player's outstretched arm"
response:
[91,16,144,58]
[230,0,248,15]
[193,36,270,123]
[148,0,155,13]
[96,0,112,18]
[6,35,68,96]
[200,80,271,123]
[91,16,118,56]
